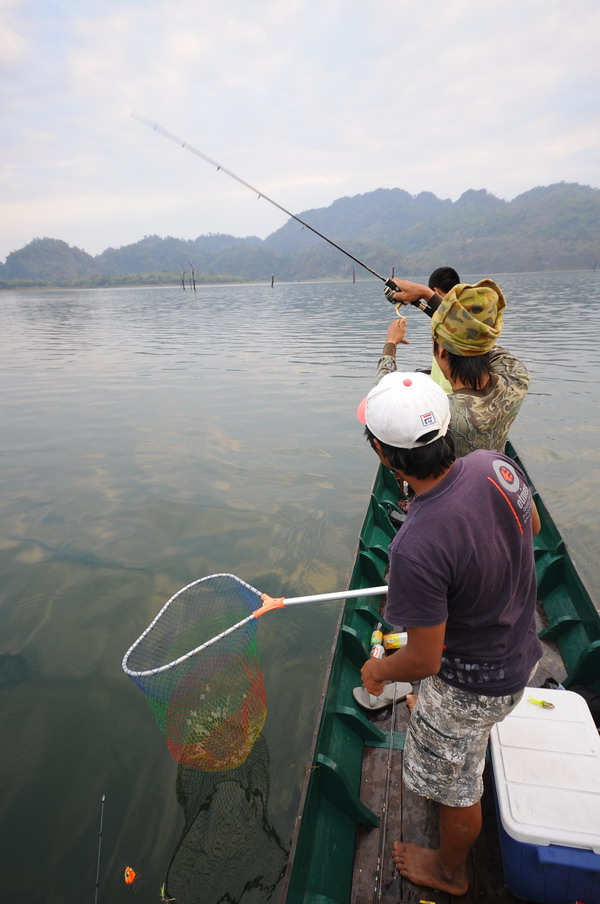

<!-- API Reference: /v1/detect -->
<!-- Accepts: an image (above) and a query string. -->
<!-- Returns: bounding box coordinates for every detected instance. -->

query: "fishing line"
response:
[131,112,434,315]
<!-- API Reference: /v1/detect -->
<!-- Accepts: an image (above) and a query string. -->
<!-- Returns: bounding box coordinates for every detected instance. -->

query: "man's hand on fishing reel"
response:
[384,278,435,306]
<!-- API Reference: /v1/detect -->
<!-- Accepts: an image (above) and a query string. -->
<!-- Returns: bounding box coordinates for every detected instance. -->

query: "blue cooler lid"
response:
[490,687,600,853]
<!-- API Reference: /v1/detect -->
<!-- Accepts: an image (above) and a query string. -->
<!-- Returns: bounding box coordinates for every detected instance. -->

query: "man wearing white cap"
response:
[359,371,542,897]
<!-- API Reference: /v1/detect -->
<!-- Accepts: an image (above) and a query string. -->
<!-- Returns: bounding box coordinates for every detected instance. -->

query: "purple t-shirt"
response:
[386,450,542,695]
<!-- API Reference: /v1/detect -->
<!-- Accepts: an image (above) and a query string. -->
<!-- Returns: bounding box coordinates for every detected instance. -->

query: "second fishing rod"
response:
[132,112,436,318]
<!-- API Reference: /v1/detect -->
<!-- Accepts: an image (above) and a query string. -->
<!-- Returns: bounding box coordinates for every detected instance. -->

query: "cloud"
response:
[0,1,28,68]
[1,0,599,260]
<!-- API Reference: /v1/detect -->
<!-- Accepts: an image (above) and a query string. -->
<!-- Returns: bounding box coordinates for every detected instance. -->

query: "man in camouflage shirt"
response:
[379,277,529,458]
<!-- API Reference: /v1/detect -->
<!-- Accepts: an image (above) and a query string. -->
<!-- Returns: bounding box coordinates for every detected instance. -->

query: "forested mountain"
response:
[2,182,599,288]
[1,238,99,282]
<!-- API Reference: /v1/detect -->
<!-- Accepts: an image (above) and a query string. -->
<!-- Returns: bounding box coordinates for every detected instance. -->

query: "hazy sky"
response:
[2,0,599,261]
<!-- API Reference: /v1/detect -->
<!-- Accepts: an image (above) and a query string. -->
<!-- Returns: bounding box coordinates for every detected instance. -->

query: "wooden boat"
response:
[280,442,600,904]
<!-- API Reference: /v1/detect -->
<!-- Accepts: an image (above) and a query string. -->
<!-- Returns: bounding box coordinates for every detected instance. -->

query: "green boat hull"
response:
[281,444,600,904]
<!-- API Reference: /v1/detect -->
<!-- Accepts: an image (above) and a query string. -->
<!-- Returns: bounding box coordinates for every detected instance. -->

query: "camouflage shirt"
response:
[376,345,529,458]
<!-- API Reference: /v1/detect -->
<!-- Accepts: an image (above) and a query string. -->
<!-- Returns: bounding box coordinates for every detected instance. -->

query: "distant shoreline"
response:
[2,268,598,293]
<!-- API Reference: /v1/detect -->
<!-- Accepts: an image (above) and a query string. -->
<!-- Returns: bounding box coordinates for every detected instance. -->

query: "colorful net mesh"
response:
[122,574,267,771]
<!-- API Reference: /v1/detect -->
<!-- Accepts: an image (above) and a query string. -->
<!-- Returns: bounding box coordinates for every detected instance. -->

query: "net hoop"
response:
[121,572,262,679]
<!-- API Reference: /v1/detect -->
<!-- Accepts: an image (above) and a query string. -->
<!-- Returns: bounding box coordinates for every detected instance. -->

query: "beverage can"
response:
[369,643,385,659]
[383,632,408,650]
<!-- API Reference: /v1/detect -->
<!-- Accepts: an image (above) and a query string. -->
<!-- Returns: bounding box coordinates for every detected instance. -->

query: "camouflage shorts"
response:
[403,674,523,807]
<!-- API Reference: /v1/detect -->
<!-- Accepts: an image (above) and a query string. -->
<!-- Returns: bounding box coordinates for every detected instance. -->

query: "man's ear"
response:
[373,437,383,457]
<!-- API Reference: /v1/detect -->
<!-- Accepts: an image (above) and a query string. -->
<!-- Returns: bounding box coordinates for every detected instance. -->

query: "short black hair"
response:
[433,340,493,391]
[428,267,460,293]
[365,425,456,479]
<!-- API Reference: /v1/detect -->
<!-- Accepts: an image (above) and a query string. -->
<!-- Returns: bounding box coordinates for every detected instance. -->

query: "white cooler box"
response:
[490,687,600,904]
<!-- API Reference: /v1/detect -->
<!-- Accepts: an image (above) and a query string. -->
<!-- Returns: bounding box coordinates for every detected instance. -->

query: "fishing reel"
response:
[383,278,435,318]
[383,279,399,303]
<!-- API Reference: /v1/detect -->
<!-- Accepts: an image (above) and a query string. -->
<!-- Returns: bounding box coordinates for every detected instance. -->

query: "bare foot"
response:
[406,693,418,714]
[392,841,468,896]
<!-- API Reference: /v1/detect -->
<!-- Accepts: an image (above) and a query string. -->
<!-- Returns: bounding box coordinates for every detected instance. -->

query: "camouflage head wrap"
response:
[431,278,506,357]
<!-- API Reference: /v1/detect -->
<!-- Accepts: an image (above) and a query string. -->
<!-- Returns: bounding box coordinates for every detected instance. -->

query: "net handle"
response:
[122,580,388,678]
[256,584,388,613]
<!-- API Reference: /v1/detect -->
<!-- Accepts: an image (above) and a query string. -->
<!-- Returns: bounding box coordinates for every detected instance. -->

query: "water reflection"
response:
[0,652,31,688]
[165,735,288,904]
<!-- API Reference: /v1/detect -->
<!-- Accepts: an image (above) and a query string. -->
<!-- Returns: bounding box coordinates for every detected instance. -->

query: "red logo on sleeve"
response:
[492,459,520,494]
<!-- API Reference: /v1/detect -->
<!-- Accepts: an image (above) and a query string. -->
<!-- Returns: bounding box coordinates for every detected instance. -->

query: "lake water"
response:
[1,272,599,903]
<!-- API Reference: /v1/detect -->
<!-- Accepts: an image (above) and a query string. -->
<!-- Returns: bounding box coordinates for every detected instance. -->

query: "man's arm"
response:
[387,279,444,313]
[361,622,446,695]
[377,317,409,383]
[532,500,541,536]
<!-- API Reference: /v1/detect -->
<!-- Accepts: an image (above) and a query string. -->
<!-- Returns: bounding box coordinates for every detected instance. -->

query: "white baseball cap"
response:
[357,372,450,449]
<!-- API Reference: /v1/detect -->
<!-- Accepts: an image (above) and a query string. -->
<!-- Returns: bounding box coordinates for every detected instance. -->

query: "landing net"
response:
[122,573,267,771]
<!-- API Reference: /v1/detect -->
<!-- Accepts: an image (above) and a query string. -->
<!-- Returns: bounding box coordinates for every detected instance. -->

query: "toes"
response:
[391,842,407,868]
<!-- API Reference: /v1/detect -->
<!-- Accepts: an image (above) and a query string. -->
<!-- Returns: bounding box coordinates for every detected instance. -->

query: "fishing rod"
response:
[372,686,398,904]
[132,112,435,316]
[94,794,105,904]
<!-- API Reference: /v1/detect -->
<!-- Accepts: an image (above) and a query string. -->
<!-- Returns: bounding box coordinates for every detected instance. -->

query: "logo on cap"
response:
[420,411,436,428]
